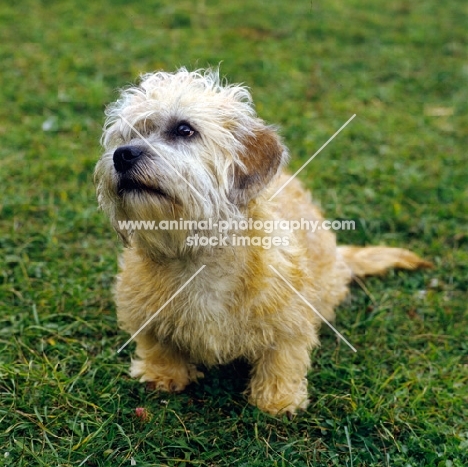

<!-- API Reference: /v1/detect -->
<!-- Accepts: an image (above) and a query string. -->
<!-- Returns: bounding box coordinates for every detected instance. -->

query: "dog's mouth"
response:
[117,178,168,198]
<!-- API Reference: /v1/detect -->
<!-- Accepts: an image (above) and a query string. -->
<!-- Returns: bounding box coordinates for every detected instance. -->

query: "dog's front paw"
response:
[254,395,309,417]
[248,377,309,416]
[130,359,203,393]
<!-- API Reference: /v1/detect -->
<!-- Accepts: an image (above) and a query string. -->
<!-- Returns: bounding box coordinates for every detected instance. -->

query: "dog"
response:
[95,68,432,415]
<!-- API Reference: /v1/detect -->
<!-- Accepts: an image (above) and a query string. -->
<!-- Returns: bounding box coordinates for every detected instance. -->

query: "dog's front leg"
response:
[129,333,203,392]
[247,340,312,416]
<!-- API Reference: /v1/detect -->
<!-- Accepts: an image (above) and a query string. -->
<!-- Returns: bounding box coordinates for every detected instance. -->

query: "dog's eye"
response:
[176,123,195,137]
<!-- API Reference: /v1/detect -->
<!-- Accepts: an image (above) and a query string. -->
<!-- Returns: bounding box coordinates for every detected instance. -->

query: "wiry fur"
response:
[95,68,432,415]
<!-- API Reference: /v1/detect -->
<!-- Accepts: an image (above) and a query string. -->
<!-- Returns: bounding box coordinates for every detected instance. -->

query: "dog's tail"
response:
[338,246,433,278]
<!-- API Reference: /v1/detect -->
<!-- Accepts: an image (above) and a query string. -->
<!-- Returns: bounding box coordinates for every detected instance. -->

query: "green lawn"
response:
[1,0,467,466]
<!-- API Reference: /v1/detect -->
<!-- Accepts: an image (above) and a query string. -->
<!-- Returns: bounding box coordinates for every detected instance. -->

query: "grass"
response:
[0,0,467,465]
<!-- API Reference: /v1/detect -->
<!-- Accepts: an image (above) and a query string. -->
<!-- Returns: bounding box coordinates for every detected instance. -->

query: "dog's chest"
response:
[117,251,274,366]
[140,267,249,365]
[152,264,252,364]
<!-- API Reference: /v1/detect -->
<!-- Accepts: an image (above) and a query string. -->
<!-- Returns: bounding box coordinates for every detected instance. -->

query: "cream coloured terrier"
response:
[95,68,431,415]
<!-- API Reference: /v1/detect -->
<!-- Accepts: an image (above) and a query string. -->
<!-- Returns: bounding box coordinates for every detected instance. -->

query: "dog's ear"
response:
[230,124,288,205]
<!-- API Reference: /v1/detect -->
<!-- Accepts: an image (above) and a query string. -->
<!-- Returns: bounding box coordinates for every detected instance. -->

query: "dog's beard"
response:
[95,147,244,258]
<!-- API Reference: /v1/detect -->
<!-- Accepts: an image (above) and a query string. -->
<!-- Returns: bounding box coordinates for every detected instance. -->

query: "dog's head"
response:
[95,68,288,248]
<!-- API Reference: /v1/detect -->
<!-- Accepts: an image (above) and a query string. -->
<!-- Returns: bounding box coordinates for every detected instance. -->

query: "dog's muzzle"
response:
[113,145,144,173]
[113,145,169,199]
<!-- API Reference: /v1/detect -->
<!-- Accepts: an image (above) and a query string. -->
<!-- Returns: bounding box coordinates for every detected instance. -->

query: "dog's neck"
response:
[128,196,275,264]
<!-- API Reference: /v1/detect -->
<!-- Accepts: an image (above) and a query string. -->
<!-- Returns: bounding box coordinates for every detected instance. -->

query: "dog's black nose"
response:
[113,146,144,173]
